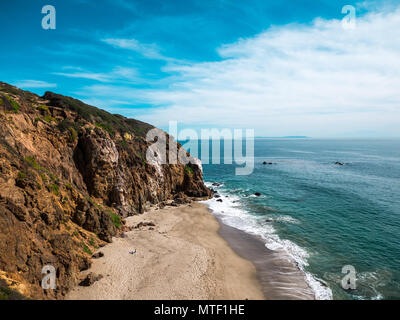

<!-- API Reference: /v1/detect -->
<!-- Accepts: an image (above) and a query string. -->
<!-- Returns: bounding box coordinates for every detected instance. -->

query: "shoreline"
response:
[204,182,331,300]
[215,216,315,299]
[66,202,264,300]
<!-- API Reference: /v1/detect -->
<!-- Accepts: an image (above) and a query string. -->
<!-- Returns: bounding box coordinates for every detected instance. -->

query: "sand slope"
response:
[66,202,264,300]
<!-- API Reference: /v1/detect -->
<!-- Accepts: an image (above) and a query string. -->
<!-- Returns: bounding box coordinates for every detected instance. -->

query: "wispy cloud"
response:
[102,38,166,60]
[53,66,139,83]
[101,38,183,63]
[14,80,57,89]
[53,72,111,82]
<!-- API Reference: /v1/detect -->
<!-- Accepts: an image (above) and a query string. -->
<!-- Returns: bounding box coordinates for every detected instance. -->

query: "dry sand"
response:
[66,202,264,300]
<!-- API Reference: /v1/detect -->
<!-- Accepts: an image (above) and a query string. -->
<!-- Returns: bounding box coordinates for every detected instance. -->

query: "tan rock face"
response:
[0,82,211,300]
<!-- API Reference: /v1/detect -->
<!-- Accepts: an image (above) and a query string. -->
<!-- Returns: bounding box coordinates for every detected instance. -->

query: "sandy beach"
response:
[66,202,264,300]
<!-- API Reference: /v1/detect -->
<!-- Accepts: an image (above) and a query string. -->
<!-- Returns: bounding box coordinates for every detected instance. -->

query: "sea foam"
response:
[203,182,333,300]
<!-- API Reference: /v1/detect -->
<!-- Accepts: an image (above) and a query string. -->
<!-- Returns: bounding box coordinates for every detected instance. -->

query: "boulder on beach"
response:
[79,273,103,287]
[92,252,104,259]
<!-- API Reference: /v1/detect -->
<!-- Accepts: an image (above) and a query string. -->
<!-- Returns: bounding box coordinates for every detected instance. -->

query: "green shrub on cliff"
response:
[108,210,121,228]
[43,115,56,123]
[95,122,114,135]
[48,183,59,195]
[4,95,20,113]
[0,287,12,300]
[57,119,80,132]
[68,127,78,142]
[185,166,194,178]
[25,156,41,170]
[17,171,26,180]
[82,243,93,255]
[44,92,154,138]
[37,104,49,113]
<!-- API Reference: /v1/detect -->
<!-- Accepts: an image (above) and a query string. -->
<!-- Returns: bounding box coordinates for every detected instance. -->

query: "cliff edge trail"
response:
[0,81,211,300]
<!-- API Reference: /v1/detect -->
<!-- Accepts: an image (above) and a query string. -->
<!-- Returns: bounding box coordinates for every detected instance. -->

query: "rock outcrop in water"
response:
[0,82,211,299]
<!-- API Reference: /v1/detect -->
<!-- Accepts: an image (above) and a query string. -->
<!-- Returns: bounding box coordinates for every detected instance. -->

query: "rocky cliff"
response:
[0,82,211,300]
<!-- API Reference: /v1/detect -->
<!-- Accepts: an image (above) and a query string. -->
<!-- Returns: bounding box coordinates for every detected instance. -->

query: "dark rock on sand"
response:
[92,252,104,259]
[134,221,156,229]
[79,273,103,287]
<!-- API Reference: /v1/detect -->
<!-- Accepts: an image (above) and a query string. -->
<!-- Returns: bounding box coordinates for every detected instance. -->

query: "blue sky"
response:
[1,0,399,137]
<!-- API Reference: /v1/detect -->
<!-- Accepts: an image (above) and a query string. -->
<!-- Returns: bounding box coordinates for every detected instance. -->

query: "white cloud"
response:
[102,38,166,60]
[53,66,139,83]
[78,5,400,137]
[53,72,111,82]
[130,7,400,137]
[14,80,57,89]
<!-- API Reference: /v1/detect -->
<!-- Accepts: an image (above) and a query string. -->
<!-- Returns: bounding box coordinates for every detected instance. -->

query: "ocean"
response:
[200,138,400,300]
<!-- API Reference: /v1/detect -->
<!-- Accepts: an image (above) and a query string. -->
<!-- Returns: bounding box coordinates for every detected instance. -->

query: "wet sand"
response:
[217,219,315,299]
[66,202,264,300]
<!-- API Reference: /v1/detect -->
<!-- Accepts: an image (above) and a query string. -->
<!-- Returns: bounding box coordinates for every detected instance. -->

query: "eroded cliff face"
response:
[0,82,210,300]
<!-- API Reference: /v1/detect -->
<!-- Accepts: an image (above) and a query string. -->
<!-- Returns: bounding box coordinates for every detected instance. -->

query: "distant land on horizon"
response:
[255,136,309,139]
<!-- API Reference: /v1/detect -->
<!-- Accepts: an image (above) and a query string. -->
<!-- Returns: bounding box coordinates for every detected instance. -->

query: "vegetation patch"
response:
[65,183,73,191]
[57,119,79,131]
[120,139,128,149]
[37,104,49,114]
[95,122,114,135]
[5,95,20,113]
[82,243,93,255]
[25,156,42,170]
[17,171,26,180]
[43,115,56,123]
[0,287,12,300]
[40,172,47,183]
[108,210,121,228]
[47,183,59,195]
[44,92,154,138]
[185,166,194,178]
[68,127,78,142]
[89,237,98,249]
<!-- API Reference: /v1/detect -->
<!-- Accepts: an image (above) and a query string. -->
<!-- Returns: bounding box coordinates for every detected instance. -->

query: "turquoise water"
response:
[201,138,400,300]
